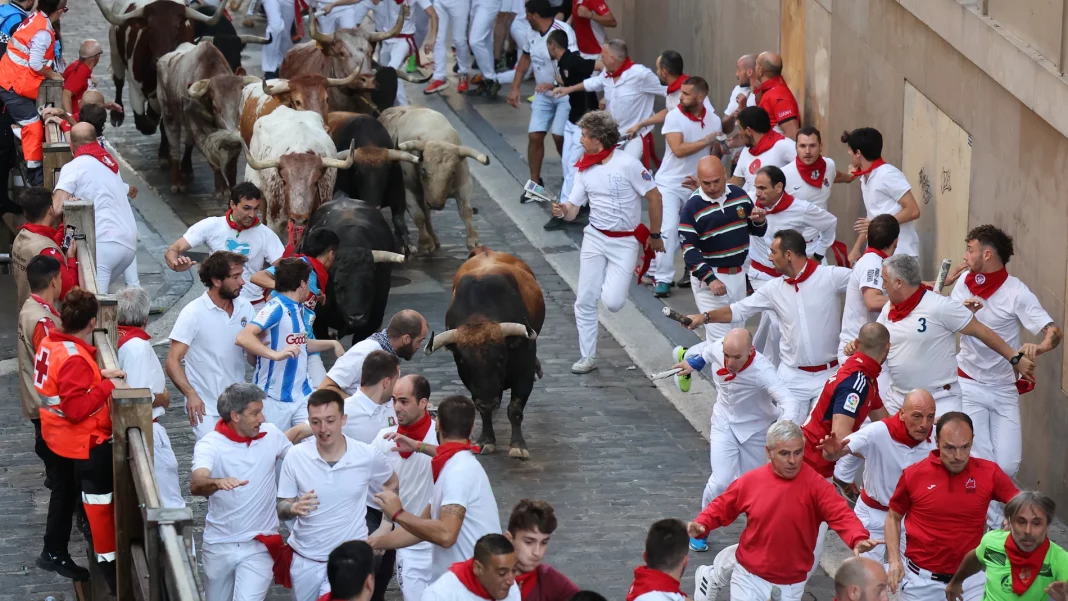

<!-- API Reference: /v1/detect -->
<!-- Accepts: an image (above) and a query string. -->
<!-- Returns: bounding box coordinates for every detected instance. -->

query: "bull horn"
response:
[424,329,457,355]
[188,79,211,100]
[371,250,406,263]
[397,69,432,84]
[240,75,262,87]
[309,11,336,44]
[367,3,407,42]
[242,142,280,171]
[397,140,426,153]
[326,70,361,88]
[386,149,420,164]
[185,5,226,25]
[239,34,273,45]
[321,139,356,170]
[262,77,290,96]
[457,145,490,165]
[499,322,538,340]
[93,0,143,25]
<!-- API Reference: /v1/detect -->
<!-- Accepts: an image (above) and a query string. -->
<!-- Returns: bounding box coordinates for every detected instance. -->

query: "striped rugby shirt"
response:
[679,184,767,284]
[251,293,314,404]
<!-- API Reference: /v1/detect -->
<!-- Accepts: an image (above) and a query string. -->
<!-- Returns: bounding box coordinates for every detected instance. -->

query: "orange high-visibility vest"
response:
[33,335,113,460]
[0,11,55,99]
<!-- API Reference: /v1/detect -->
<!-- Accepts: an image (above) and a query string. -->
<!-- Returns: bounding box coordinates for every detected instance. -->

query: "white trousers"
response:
[900,565,983,601]
[620,136,643,160]
[575,226,640,359]
[432,0,471,81]
[193,415,221,441]
[748,273,781,367]
[689,271,747,352]
[291,553,330,601]
[468,2,498,81]
[153,422,186,509]
[960,378,1020,528]
[123,256,141,288]
[777,364,835,425]
[263,0,295,73]
[560,121,582,203]
[703,421,768,505]
[263,396,309,430]
[731,562,805,601]
[96,240,137,293]
[853,499,908,566]
[317,5,361,33]
[202,541,274,601]
[379,37,411,106]
[885,381,961,417]
[413,2,430,45]
[397,545,434,601]
[650,184,689,285]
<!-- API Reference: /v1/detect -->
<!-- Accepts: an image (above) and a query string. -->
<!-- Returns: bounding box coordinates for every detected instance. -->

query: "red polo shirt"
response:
[756,76,799,130]
[888,450,1018,574]
[572,0,610,55]
[63,60,93,118]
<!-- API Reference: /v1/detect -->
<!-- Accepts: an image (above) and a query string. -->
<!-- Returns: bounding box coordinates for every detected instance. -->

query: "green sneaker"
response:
[672,345,691,393]
[654,282,671,297]
[405,55,418,73]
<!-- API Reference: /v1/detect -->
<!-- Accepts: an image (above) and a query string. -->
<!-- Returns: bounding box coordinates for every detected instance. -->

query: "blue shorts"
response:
[528,93,570,136]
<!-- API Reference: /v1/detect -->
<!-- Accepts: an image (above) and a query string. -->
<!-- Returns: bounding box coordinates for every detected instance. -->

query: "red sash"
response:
[596,224,654,285]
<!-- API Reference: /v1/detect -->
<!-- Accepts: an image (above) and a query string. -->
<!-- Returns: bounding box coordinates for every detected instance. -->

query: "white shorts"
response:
[262,396,309,430]
[730,562,805,601]
[529,93,569,136]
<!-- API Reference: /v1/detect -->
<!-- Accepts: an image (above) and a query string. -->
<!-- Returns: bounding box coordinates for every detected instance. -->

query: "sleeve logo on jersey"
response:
[843,392,861,413]
[824,177,831,188]
[285,333,307,345]
[641,170,652,182]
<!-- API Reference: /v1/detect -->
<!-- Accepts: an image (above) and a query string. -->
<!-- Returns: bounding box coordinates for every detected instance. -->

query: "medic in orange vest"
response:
[0,0,67,186]
[33,287,126,592]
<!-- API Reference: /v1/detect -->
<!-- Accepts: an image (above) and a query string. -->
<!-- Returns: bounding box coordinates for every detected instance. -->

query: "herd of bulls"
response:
[91,0,548,457]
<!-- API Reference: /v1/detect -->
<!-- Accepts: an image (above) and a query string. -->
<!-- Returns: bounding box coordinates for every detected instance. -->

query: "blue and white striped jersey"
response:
[251,294,313,403]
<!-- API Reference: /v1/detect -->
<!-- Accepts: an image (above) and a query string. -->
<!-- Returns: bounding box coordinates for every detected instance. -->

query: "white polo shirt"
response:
[277,436,394,561]
[876,290,973,395]
[747,195,837,274]
[430,451,502,579]
[839,251,887,357]
[566,150,656,231]
[951,274,1052,386]
[582,62,667,138]
[521,19,577,85]
[654,105,722,188]
[782,156,836,212]
[423,571,522,601]
[371,422,438,552]
[733,136,796,199]
[845,419,935,507]
[169,292,256,417]
[858,163,918,258]
[723,84,756,117]
[341,390,398,444]
[55,155,138,252]
[192,423,291,544]
[117,337,166,420]
[181,216,286,303]
[731,264,850,369]
[699,342,788,443]
[326,335,390,396]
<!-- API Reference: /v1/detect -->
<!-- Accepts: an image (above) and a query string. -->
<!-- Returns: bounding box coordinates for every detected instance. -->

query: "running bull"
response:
[425,248,545,459]
[238,71,369,146]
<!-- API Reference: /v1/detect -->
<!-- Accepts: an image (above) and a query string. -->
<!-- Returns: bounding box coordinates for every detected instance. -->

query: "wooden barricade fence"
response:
[63,201,203,601]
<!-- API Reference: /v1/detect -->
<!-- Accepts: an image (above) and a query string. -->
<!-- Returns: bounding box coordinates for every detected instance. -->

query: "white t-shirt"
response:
[277,436,394,561]
[858,163,918,258]
[654,106,722,187]
[732,137,797,199]
[423,571,522,601]
[169,292,256,417]
[951,274,1052,385]
[430,451,502,579]
[582,63,667,137]
[182,216,285,302]
[117,337,167,420]
[341,391,398,444]
[723,84,756,117]
[782,156,836,212]
[521,19,576,85]
[846,419,935,506]
[567,150,656,231]
[839,251,887,357]
[746,196,837,273]
[326,336,390,396]
[192,423,292,544]
[371,422,438,551]
[700,342,788,442]
[877,291,973,394]
[55,155,137,252]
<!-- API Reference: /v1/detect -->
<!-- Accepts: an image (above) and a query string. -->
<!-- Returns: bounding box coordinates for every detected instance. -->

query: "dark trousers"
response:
[365,507,397,601]
[33,418,78,556]
[74,441,116,594]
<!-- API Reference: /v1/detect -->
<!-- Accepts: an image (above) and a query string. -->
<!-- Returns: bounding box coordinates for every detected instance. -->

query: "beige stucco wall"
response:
[610,0,1068,503]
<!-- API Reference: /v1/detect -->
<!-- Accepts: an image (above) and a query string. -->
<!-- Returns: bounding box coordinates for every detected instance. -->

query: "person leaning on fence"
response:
[33,287,126,593]
[11,186,77,308]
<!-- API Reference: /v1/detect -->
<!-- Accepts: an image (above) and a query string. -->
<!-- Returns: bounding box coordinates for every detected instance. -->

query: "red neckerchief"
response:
[665,74,688,95]
[117,326,151,349]
[883,415,929,448]
[449,559,493,600]
[214,419,267,446]
[965,268,1008,299]
[755,75,787,96]
[716,348,755,382]
[764,191,795,214]
[850,157,886,180]
[625,567,682,601]
[396,410,432,459]
[677,103,706,128]
[575,148,613,172]
[225,209,261,232]
[73,142,119,173]
[605,57,634,80]
[1005,534,1050,596]
[795,156,827,188]
[516,568,539,600]
[30,294,60,318]
[253,534,294,587]
[431,441,481,482]
[887,285,930,322]
[783,258,819,291]
[19,223,64,246]
[296,254,330,294]
[864,247,889,259]
[749,130,786,156]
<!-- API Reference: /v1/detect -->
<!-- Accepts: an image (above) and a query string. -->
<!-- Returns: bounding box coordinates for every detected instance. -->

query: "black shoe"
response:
[676,277,691,288]
[264,71,279,80]
[519,178,544,203]
[543,216,566,230]
[37,551,90,581]
[483,81,501,100]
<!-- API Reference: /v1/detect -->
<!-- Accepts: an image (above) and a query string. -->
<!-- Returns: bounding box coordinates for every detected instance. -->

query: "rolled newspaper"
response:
[661,306,694,327]
[933,258,953,292]
[650,367,683,380]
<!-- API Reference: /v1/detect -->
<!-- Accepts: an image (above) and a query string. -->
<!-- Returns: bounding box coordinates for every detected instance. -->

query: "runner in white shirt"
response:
[687,229,849,424]
[729,106,796,200]
[721,54,757,160]
[624,51,717,140]
[841,128,921,261]
[868,253,1035,416]
[818,389,936,565]
[164,182,285,305]
[277,392,398,601]
[166,251,257,440]
[839,215,898,363]
[321,309,428,397]
[422,534,521,601]
[782,127,852,263]
[368,395,502,580]
[190,384,292,601]
[551,110,664,374]
[115,287,184,509]
[649,76,722,297]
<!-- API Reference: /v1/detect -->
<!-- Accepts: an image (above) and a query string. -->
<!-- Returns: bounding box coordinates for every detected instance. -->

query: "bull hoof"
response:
[508,447,529,460]
[465,239,482,251]
[479,443,497,455]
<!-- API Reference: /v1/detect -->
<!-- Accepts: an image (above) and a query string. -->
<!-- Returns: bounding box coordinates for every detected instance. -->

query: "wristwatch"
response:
[649,232,662,239]
[1009,352,1024,365]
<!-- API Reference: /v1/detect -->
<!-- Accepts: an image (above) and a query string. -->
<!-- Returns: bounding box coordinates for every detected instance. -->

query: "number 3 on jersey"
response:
[917,317,927,333]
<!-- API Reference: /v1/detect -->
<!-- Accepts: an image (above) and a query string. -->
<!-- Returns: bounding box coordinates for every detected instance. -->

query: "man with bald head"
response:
[322,309,429,397]
[721,54,757,139]
[672,156,767,393]
[753,51,800,139]
[62,40,110,120]
[835,557,890,601]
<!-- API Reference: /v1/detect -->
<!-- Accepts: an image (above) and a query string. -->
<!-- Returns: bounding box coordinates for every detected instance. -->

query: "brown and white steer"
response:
[379,106,491,253]
[237,71,367,146]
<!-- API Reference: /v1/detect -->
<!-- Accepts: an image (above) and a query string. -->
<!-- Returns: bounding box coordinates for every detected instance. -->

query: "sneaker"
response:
[483,80,502,100]
[466,80,488,96]
[527,94,535,103]
[36,551,90,581]
[689,537,708,552]
[571,356,597,374]
[543,216,566,231]
[672,345,691,393]
[405,55,418,73]
[424,79,448,94]
[456,77,470,93]
[471,73,485,85]
[654,282,671,297]
[693,564,720,601]
[676,277,692,288]
[833,476,860,508]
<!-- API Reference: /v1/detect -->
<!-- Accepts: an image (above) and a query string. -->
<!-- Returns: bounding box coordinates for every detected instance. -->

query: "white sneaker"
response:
[694,564,720,601]
[571,355,597,374]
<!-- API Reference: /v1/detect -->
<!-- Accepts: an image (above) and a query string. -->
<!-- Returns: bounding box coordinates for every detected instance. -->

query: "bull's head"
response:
[331,247,406,332]
[262,71,366,125]
[189,75,261,173]
[424,320,537,413]
[95,0,223,61]
[398,141,489,210]
[197,33,272,73]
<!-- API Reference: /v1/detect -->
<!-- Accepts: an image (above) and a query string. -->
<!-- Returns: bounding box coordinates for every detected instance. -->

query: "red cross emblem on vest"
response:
[33,346,50,387]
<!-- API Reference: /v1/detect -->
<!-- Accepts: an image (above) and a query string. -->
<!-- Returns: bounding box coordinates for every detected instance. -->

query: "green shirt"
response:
[976,530,1068,601]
